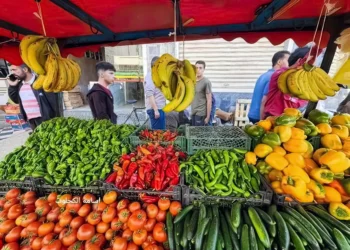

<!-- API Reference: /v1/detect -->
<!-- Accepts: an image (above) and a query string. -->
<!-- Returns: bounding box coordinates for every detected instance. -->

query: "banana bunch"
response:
[277,63,340,102]
[152,53,197,113]
[19,35,81,92]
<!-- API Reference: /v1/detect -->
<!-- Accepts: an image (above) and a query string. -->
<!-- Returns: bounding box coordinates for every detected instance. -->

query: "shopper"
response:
[144,56,166,129]
[248,50,291,123]
[7,63,60,130]
[87,62,117,123]
[262,47,310,118]
[191,60,213,126]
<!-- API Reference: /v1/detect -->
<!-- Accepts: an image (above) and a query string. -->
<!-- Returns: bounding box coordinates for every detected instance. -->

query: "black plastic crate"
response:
[103,183,182,202]
[33,178,105,197]
[181,174,272,207]
[0,177,37,195]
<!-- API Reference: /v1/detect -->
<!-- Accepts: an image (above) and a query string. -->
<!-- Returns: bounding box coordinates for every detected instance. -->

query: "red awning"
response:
[0,0,349,64]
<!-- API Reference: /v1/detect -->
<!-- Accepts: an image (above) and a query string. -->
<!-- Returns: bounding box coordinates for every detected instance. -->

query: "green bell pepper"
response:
[308,109,331,125]
[275,114,297,127]
[295,118,317,136]
[244,124,265,138]
[341,179,350,196]
[261,132,281,148]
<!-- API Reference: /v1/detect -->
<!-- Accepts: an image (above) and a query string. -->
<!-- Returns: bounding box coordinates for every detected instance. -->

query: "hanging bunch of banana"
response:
[152,53,197,113]
[19,35,81,92]
[277,63,340,102]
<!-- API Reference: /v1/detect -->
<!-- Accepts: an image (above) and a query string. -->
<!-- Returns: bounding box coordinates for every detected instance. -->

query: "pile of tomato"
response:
[0,188,182,250]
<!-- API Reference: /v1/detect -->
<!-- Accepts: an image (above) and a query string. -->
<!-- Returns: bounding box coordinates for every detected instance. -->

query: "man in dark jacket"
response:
[7,64,60,130]
[87,62,117,123]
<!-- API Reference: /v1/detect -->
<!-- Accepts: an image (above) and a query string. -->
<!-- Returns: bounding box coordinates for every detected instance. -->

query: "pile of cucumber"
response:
[166,203,350,250]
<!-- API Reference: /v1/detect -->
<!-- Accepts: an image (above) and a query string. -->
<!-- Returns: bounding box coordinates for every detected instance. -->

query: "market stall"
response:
[1,0,350,249]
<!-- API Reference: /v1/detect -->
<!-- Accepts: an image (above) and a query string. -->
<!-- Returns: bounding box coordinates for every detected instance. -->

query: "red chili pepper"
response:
[154,172,162,191]
[145,172,153,188]
[105,172,117,183]
[138,166,145,180]
[139,146,151,156]
[161,177,171,190]
[129,173,138,188]
[165,167,176,179]
[115,175,124,188]
[122,160,130,172]
[139,194,160,204]
[119,177,130,189]
[162,159,169,170]
[136,176,146,189]
[169,162,179,175]
[126,162,138,178]
[175,151,187,159]
[169,176,179,186]
[160,169,165,185]
[147,144,156,152]
[121,154,131,161]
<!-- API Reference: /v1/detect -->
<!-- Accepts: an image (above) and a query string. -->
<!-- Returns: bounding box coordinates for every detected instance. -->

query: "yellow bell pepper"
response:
[324,186,342,203]
[268,169,283,182]
[309,168,334,184]
[254,144,273,158]
[301,140,314,159]
[319,150,350,173]
[313,148,329,164]
[328,202,350,220]
[331,125,349,140]
[245,152,257,165]
[296,189,314,203]
[283,108,302,119]
[342,137,350,158]
[290,127,307,140]
[331,113,350,129]
[265,152,289,171]
[271,181,283,194]
[283,139,308,153]
[274,126,292,142]
[281,176,307,200]
[283,164,310,183]
[306,179,326,199]
[284,153,305,168]
[273,146,286,156]
[321,134,342,150]
[257,119,272,131]
[304,158,319,174]
[316,123,332,135]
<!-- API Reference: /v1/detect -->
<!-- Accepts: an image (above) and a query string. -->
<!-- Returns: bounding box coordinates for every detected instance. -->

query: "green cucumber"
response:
[243,210,253,227]
[280,212,320,250]
[267,205,277,238]
[205,206,219,250]
[174,217,184,250]
[307,205,350,236]
[226,215,240,250]
[285,206,322,245]
[274,211,290,250]
[255,207,275,226]
[241,224,250,250]
[230,202,242,229]
[237,214,243,239]
[248,207,271,248]
[257,239,265,250]
[194,218,210,250]
[187,209,199,240]
[218,228,224,249]
[219,212,233,250]
[333,228,350,250]
[166,212,175,250]
[250,225,259,250]
[199,204,206,220]
[204,206,213,236]
[224,208,237,233]
[174,205,194,224]
[181,212,192,248]
[286,223,305,250]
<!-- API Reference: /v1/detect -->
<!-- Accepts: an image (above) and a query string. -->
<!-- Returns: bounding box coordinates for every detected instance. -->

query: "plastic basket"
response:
[103,183,182,202]
[181,174,272,207]
[0,177,36,195]
[128,125,187,151]
[308,136,321,150]
[185,126,251,155]
[33,178,105,197]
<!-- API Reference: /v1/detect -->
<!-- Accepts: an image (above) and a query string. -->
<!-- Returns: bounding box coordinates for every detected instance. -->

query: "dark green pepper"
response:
[261,132,281,148]
[308,109,331,125]
[244,124,265,138]
[295,118,318,136]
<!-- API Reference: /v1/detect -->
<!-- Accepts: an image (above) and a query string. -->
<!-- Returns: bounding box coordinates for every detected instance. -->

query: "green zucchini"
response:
[286,223,305,250]
[333,228,350,250]
[166,212,175,250]
[205,206,219,250]
[181,212,192,248]
[274,211,290,250]
[218,228,225,249]
[187,209,199,240]
[285,206,322,245]
[243,210,253,227]
[241,224,250,250]
[194,218,210,250]
[219,212,233,250]
[255,207,275,226]
[248,207,271,248]
[280,212,320,250]
[224,208,237,233]
[257,239,265,250]
[175,217,184,250]
[199,204,206,220]
[237,214,243,239]
[267,205,276,238]
[226,216,240,250]
[175,205,194,224]
[204,206,213,236]
[250,225,259,250]
[230,202,242,229]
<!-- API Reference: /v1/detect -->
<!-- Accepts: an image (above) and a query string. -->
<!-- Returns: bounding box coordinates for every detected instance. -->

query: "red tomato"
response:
[5,189,20,200]
[22,191,36,200]
[41,239,62,250]
[70,216,85,229]
[54,223,65,234]
[0,211,7,221]
[0,198,6,209]
[23,204,35,214]
[117,199,129,211]
[87,211,102,226]
[153,223,167,243]
[17,213,37,227]
[4,226,22,243]
[21,197,35,206]
[1,242,19,250]
[127,210,147,231]
[96,221,110,234]
[77,224,95,241]
[57,194,72,208]
[146,204,158,219]
[4,199,19,211]
[59,213,73,227]
[34,198,48,208]
[20,228,28,238]
[35,203,51,217]
[132,229,147,246]
[128,202,141,213]
[85,233,106,249]
[118,209,130,223]
[112,237,127,250]
[68,241,85,250]
[0,220,16,234]
[66,196,82,214]
[38,222,55,237]
[46,207,60,222]
[105,229,115,241]
[126,242,139,250]
[169,201,181,216]
[156,210,166,222]
[82,193,96,203]
[78,204,92,217]
[102,206,117,223]
[26,221,42,236]
[42,233,55,245]
[144,245,161,250]
[61,228,78,247]
[95,202,107,213]
[7,204,22,220]
[158,198,170,211]
[110,218,123,231]
[47,192,57,204]
[144,219,156,232]
[103,191,118,205]
[108,202,117,208]
[31,237,43,250]
[122,229,133,241]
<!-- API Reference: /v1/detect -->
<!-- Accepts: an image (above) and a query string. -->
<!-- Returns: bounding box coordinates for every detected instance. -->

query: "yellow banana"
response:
[302,70,319,102]
[52,43,61,57]
[63,59,75,91]
[43,53,58,92]
[19,35,43,67]
[65,59,81,90]
[161,85,173,101]
[296,71,310,100]
[163,75,185,113]
[183,59,196,84]
[27,38,49,75]
[175,75,195,112]
[53,57,67,92]
[152,59,162,88]
[33,74,46,90]
[157,54,178,86]
[310,70,335,96]
[313,67,340,91]
[307,71,327,100]
[277,69,296,94]
[287,70,303,96]
[170,73,178,97]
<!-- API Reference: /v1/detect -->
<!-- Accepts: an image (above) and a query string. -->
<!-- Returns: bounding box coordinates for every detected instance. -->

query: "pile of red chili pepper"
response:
[139,129,178,142]
[105,143,186,198]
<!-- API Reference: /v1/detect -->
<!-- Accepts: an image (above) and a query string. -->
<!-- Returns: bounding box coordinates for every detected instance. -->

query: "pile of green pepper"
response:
[181,148,262,197]
[0,117,135,187]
